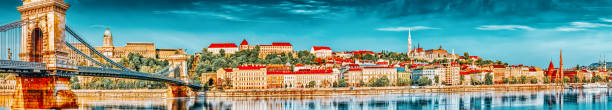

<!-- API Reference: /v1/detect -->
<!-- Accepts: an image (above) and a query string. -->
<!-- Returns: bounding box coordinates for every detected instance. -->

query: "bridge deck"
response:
[0,60,201,90]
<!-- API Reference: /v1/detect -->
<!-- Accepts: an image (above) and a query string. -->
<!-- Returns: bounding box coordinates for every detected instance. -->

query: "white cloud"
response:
[376,26,440,32]
[555,27,587,32]
[601,18,612,22]
[475,25,535,31]
[89,25,108,29]
[153,10,245,21]
[570,22,612,28]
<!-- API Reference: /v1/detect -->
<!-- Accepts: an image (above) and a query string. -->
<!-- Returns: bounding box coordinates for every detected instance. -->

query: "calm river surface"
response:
[1,88,611,110]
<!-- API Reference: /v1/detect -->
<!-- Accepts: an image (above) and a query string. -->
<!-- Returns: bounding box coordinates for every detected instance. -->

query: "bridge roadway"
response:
[0,60,201,90]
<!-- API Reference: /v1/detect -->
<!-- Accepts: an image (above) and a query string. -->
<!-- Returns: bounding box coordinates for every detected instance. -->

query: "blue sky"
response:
[2,0,612,68]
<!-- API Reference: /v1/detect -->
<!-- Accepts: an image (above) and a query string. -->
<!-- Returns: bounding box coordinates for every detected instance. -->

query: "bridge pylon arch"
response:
[165,54,196,97]
[10,0,78,109]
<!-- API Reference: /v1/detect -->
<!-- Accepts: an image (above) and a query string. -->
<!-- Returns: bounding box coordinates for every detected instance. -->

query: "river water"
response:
[1,88,611,110]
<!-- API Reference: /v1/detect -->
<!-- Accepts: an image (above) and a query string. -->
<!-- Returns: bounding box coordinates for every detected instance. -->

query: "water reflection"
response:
[0,88,610,109]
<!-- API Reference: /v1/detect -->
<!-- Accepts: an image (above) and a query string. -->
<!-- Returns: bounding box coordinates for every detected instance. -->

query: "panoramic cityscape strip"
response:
[0,0,611,109]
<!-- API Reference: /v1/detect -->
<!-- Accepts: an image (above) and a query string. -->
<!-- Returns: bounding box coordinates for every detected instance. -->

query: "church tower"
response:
[103,28,113,47]
[407,28,412,56]
[559,49,564,83]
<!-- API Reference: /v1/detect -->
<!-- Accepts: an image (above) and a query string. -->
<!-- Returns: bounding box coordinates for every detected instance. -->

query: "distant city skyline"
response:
[1,0,612,68]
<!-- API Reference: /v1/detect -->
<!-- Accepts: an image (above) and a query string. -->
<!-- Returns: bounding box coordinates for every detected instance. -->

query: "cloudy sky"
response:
[1,0,612,68]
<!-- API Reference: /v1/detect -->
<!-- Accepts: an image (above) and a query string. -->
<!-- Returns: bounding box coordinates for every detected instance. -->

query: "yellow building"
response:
[266,74,285,88]
[274,69,336,88]
[345,68,363,87]
[229,65,267,89]
[362,66,398,85]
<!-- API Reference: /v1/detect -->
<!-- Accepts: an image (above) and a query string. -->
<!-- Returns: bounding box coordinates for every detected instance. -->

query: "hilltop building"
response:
[71,28,185,63]
[207,43,238,55]
[311,46,332,58]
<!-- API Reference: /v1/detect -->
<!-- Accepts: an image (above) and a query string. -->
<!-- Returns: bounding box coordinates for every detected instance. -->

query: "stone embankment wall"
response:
[207,84,564,97]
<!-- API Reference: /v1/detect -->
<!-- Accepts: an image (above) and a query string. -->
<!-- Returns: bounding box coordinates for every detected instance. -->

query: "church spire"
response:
[559,49,564,83]
[408,28,412,56]
[605,55,607,71]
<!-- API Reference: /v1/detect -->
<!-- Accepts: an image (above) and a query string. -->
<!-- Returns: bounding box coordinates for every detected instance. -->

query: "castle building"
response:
[310,46,332,58]
[238,39,293,58]
[207,43,238,55]
[72,28,185,63]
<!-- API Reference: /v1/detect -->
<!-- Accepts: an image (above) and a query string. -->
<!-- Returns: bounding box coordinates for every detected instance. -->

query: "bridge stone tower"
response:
[18,0,73,72]
[12,0,77,109]
[166,54,195,97]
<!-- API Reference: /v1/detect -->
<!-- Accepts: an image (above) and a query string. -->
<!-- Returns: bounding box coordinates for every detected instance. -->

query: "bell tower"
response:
[18,0,71,71]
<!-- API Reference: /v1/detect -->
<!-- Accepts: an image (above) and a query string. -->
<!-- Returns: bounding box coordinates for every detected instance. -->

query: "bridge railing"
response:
[0,60,45,70]
[77,66,186,85]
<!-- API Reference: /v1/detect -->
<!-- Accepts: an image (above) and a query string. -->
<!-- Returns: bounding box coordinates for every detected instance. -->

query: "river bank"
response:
[206,84,566,97]
[0,89,168,98]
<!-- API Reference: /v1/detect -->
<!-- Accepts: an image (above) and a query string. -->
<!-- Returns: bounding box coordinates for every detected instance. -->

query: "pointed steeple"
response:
[605,55,607,71]
[600,55,603,71]
[408,28,412,55]
[559,49,564,83]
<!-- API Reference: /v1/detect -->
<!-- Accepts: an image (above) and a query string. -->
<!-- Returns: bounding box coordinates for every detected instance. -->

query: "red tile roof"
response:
[469,56,481,59]
[237,65,266,70]
[267,69,333,74]
[312,46,331,51]
[240,39,248,45]
[492,65,506,68]
[272,42,292,46]
[363,66,395,69]
[295,64,304,67]
[223,68,233,72]
[348,68,362,71]
[351,51,374,55]
[376,62,389,65]
[209,43,237,48]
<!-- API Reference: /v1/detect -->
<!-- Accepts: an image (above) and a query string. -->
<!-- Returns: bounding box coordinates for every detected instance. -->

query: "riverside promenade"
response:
[206,84,564,97]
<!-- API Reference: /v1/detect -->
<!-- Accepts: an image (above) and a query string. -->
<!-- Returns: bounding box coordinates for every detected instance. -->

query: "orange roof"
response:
[209,43,237,48]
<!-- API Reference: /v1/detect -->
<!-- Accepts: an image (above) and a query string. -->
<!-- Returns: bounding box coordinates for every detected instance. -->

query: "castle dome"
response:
[104,28,112,37]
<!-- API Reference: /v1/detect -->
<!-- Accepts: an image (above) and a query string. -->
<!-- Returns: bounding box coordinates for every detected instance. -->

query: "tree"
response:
[563,76,571,83]
[592,75,602,83]
[543,76,551,84]
[530,77,538,84]
[70,77,81,89]
[572,76,579,83]
[485,73,493,85]
[219,49,226,57]
[337,79,348,87]
[417,76,432,86]
[519,76,527,84]
[460,75,465,85]
[463,52,470,59]
[434,75,440,85]
[397,78,411,86]
[503,77,509,84]
[307,81,317,88]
